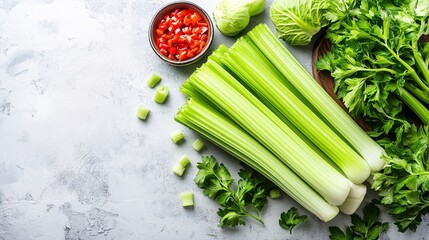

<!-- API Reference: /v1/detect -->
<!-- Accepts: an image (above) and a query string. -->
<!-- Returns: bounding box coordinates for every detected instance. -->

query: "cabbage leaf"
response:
[270,0,330,45]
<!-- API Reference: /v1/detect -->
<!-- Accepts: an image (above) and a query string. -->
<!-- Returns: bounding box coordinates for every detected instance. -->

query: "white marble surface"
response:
[0,0,428,239]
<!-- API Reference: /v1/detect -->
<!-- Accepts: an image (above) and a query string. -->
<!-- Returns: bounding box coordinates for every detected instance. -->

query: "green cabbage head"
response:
[213,0,266,37]
[270,0,330,45]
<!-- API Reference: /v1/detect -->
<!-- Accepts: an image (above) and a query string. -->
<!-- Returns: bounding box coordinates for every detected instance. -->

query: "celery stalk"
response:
[175,98,339,221]
[184,59,351,205]
[247,24,385,172]
[221,36,371,184]
[339,183,367,215]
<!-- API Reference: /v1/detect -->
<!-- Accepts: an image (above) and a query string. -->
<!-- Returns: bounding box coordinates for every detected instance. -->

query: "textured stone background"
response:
[0,0,428,239]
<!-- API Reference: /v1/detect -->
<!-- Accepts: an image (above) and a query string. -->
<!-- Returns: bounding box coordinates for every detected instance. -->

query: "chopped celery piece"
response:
[269,189,282,199]
[170,130,185,144]
[173,164,186,177]
[179,156,190,168]
[175,98,339,221]
[221,36,371,184]
[136,105,150,120]
[183,59,350,205]
[192,139,205,152]
[154,85,169,104]
[247,24,385,172]
[173,156,190,177]
[147,73,161,88]
[181,192,194,207]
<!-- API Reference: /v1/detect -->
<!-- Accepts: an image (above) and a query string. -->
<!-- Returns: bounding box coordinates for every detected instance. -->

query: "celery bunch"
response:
[175,24,383,222]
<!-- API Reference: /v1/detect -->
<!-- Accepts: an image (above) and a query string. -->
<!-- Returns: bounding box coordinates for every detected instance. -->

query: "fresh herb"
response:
[372,124,429,232]
[316,0,429,137]
[194,155,273,227]
[279,207,308,234]
[329,201,389,240]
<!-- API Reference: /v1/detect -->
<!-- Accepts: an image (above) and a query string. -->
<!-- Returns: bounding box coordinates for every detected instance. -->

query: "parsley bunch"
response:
[317,0,429,137]
[372,125,429,232]
[194,156,274,227]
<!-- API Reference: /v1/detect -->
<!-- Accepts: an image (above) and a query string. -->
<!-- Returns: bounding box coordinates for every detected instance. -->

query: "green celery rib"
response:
[185,59,351,206]
[404,83,429,105]
[247,24,386,172]
[175,98,340,222]
[221,36,371,184]
[395,88,429,125]
[412,40,429,86]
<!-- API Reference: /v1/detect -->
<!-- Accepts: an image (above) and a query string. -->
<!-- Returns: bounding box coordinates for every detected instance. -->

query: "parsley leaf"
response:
[329,201,389,240]
[278,207,308,234]
[194,156,272,227]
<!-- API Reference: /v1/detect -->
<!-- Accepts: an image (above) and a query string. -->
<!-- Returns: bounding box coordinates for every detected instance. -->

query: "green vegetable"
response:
[173,156,190,177]
[176,98,340,222]
[270,0,330,45]
[316,0,429,137]
[170,130,185,144]
[239,0,266,17]
[182,56,351,205]
[181,192,194,207]
[192,139,205,152]
[248,24,385,172]
[147,73,161,88]
[213,0,250,37]
[339,183,367,215]
[136,105,150,120]
[173,165,186,176]
[213,0,265,37]
[372,124,429,232]
[329,201,389,240]
[269,189,282,199]
[279,207,308,234]
[194,156,272,226]
[222,35,371,184]
[179,155,190,167]
[154,85,169,104]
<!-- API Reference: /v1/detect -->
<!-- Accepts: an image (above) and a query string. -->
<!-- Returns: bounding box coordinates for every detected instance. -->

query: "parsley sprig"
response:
[194,155,273,227]
[279,207,308,234]
[329,201,389,240]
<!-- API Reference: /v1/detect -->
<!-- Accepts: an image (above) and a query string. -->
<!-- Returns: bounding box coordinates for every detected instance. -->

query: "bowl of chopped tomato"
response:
[149,1,214,66]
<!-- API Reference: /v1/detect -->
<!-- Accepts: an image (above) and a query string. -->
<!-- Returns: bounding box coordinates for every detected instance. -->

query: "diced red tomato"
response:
[155,7,209,61]
[159,48,168,56]
[178,51,188,61]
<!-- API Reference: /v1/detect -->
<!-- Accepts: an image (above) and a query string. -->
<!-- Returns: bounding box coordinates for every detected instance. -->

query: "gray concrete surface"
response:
[0,0,428,239]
